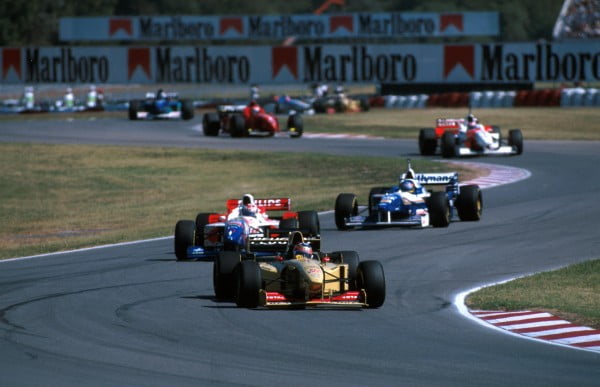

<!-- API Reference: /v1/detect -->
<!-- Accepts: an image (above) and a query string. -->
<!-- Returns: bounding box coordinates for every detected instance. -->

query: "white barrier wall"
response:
[2,42,599,85]
[59,12,500,42]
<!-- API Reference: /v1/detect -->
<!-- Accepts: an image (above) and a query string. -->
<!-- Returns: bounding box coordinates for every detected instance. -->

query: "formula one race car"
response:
[335,160,482,229]
[312,93,370,114]
[203,101,303,138]
[418,114,523,158]
[174,195,320,261]
[213,231,385,308]
[128,90,194,120]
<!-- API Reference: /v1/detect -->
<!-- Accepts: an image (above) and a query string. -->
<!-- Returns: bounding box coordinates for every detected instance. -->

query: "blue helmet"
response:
[400,180,416,193]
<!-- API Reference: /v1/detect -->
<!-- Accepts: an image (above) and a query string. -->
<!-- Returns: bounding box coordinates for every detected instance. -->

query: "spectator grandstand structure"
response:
[553,0,600,39]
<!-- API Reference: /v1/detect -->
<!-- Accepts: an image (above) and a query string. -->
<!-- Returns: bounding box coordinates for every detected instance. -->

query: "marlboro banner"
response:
[59,12,499,42]
[2,42,599,85]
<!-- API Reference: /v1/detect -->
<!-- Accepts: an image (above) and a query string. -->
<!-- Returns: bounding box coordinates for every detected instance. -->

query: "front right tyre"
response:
[357,260,385,308]
[334,193,358,230]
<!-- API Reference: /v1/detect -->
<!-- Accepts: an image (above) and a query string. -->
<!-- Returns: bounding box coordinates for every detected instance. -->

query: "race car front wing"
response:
[260,289,368,308]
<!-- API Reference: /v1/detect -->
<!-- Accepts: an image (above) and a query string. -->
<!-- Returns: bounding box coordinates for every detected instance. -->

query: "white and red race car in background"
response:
[419,116,523,158]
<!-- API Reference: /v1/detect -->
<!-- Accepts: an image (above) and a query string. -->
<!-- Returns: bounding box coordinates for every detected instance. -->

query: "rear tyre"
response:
[174,220,195,260]
[214,251,241,300]
[357,261,385,308]
[194,213,211,246]
[128,100,141,120]
[359,97,370,112]
[181,100,194,120]
[418,128,437,155]
[334,193,358,230]
[235,260,262,308]
[230,114,247,137]
[279,218,299,230]
[297,210,320,236]
[441,131,457,158]
[287,113,304,138]
[509,129,523,155]
[427,191,450,227]
[456,185,482,221]
[203,112,220,136]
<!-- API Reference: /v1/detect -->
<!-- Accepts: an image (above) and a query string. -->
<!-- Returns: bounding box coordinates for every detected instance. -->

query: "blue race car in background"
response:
[128,90,194,120]
[334,160,482,229]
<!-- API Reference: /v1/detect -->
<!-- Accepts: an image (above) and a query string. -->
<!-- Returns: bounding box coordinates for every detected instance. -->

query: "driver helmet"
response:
[293,242,313,260]
[399,180,416,193]
[240,194,257,216]
[466,114,478,128]
[157,89,166,99]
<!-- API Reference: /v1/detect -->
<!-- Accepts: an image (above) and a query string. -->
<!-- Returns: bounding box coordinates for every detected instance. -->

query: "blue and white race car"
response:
[128,90,194,120]
[334,160,482,229]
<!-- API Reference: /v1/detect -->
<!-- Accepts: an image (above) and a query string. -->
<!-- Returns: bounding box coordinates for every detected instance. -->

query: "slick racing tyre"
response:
[279,218,299,231]
[214,251,241,300]
[335,193,358,230]
[456,185,482,221]
[509,129,524,155]
[441,131,457,158]
[235,260,262,308]
[359,97,370,112]
[427,191,450,227]
[287,113,304,138]
[203,112,220,136]
[230,113,247,137]
[297,210,320,236]
[174,220,195,260]
[181,100,194,120]
[194,212,211,247]
[128,100,141,120]
[418,128,437,155]
[357,260,385,308]
[368,187,388,216]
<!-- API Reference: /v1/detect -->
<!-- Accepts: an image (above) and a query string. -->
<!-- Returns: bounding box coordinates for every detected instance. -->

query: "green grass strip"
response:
[467,259,600,329]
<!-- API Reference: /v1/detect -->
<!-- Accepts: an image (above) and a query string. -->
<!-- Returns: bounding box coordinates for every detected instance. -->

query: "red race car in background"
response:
[203,101,303,138]
[418,114,523,158]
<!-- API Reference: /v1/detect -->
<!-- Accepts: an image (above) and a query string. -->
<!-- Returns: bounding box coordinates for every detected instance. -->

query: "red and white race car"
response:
[418,115,523,158]
[174,195,320,260]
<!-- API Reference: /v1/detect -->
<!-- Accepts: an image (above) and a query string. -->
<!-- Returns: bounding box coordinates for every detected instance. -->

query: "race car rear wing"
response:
[414,172,458,185]
[436,118,464,127]
[226,198,292,212]
[248,235,321,254]
[217,104,246,113]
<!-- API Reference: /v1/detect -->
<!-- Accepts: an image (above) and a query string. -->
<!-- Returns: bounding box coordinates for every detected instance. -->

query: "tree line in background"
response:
[0,0,565,45]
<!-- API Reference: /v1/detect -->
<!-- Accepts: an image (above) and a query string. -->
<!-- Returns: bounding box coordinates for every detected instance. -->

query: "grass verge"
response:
[303,107,600,141]
[0,143,480,260]
[466,259,600,329]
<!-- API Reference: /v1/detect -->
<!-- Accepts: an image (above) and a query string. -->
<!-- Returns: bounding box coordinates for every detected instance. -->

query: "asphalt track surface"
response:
[1,117,599,386]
